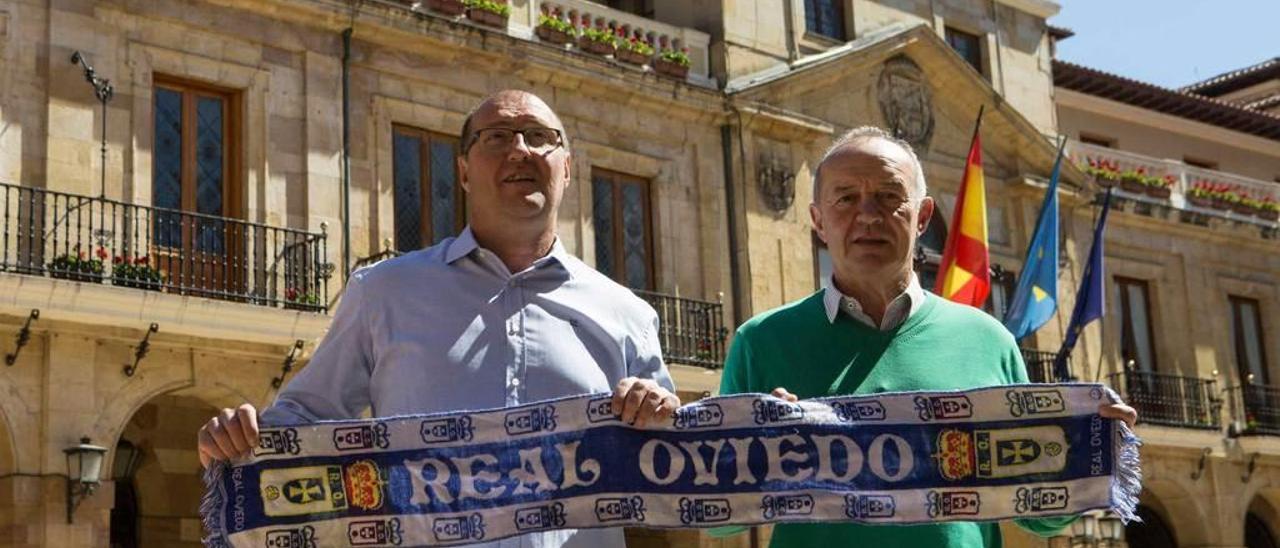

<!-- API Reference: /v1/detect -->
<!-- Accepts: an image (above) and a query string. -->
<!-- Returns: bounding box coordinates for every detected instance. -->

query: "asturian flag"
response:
[1003,141,1064,340]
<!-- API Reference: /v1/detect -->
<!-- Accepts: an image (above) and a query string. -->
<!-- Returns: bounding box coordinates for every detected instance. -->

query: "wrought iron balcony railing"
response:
[1020,348,1064,384]
[634,290,727,370]
[1229,383,1280,436]
[1109,369,1222,430]
[0,182,330,312]
[352,248,402,272]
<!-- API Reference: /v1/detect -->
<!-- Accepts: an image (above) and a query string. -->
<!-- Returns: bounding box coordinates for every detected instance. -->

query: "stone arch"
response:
[95,346,273,475]
[114,392,224,547]
[1134,478,1214,547]
[0,401,15,475]
[1245,489,1280,548]
[97,347,276,547]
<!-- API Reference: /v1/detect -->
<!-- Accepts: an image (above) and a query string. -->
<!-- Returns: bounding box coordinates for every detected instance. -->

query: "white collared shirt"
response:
[264,227,672,548]
[823,273,927,330]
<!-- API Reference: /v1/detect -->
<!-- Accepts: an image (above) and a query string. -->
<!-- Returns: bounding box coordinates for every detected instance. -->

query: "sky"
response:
[1050,0,1280,90]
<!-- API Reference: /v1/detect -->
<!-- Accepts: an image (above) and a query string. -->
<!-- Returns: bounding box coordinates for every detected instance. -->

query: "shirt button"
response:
[511,378,521,387]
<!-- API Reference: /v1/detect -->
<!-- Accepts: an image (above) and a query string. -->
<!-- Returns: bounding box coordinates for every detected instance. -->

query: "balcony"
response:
[0,182,330,312]
[1021,348,1065,383]
[633,290,728,370]
[534,0,711,84]
[1109,369,1222,430]
[398,0,712,86]
[1229,383,1280,436]
[1066,140,1279,235]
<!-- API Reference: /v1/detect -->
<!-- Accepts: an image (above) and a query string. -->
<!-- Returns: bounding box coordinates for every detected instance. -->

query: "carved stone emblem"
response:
[757,161,795,214]
[877,56,935,153]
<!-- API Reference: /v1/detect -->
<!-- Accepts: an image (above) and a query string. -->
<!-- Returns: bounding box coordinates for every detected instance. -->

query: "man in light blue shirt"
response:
[198,90,680,547]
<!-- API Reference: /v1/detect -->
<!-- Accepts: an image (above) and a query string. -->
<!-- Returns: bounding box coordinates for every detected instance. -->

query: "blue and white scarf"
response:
[202,383,1141,547]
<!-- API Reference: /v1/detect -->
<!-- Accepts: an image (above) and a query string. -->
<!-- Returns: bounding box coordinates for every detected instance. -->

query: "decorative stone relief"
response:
[877,55,935,153]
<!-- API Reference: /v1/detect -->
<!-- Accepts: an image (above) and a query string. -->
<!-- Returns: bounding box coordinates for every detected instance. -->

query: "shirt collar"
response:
[823,273,926,325]
[444,226,480,264]
[445,226,571,274]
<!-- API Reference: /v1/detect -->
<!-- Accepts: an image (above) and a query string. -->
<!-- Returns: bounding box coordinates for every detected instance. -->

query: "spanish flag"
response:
[934,108,990,307]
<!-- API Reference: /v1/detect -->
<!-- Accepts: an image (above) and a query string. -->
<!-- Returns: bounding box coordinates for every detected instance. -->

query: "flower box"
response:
[425,0,466,16]
[47,249,106,283]
[615,48,651,66]
[653,57,689,79]
[112,277,162,291]
[1090,174,1118,188]
[1259,209,1280,222]
[467,8,508,28]
[536,26,574,45]
[1231,202,1258,216]
[578,36,616,56]
[1119,178,1146,194]
[1187,195,1214,209]
[284,287,323,311]
[1145,185,1172,200]
[49,268,104,283]
[111,255,165,291]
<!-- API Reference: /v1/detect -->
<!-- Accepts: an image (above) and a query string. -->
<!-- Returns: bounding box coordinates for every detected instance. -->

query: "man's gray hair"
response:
[813,126,928,203]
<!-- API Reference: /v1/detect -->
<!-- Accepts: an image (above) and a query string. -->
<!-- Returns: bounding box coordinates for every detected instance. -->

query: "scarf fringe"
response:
[201,461,231,548]
[1106,387,1143,524]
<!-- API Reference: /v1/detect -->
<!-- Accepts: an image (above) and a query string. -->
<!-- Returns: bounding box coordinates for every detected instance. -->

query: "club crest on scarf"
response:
[935,426,1068,480]
[255,428,301,457]
[259,460,385,517]
[347,518,402,546]
[915,395,973,421]
[844,494,896,519]
[264,525,315,548]
[1005,388,1067,417]
[420,416,474,444]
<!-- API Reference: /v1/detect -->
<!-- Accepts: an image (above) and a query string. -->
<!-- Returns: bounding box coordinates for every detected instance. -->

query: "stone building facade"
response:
[0,0,1275,546]
[1051,54,1280,548]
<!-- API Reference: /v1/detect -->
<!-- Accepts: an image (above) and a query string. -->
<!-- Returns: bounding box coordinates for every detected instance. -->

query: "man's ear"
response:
[457,155,470,193]
[562,152,572,187]
[810,203,827,245]
[916,196,935,234]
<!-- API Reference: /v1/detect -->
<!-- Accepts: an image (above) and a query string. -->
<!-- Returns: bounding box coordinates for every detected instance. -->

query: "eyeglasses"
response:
[466,127,564,154]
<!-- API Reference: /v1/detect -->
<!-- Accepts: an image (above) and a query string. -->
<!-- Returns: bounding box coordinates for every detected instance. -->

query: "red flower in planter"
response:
[113,256,124,265]
[96,247,109,260]
[135,255,150,265]
[285,287,299,301]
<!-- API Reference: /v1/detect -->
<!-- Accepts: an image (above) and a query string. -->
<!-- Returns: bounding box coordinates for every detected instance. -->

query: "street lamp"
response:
[1070,513,1099,545]
[64,437,108,524]
[1098,514,1126,544]
[1059,511,1126,547]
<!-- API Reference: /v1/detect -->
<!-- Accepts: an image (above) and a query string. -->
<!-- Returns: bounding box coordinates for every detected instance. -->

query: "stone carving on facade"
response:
[757,160,795,214]
[877,55,935,153]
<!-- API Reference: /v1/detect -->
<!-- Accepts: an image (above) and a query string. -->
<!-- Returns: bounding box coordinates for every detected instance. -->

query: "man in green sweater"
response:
[719,127,1137,547]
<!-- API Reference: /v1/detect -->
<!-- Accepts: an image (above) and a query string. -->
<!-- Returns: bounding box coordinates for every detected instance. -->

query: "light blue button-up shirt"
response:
[263,227,673,548]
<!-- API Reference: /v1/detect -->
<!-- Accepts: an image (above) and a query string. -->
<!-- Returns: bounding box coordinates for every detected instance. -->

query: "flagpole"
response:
[970,104,986,149]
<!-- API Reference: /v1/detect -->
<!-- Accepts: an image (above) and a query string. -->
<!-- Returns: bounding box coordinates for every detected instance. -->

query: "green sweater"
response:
[719,291,1074,547]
